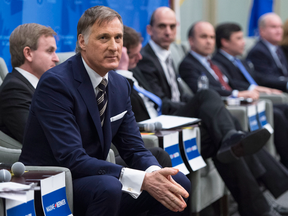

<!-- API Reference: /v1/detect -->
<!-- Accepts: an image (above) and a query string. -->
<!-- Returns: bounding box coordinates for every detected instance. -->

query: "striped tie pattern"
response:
[96,78,108,126]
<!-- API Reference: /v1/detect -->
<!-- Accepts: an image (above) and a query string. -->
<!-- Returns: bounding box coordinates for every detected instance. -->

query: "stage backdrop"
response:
[0,0,169,72]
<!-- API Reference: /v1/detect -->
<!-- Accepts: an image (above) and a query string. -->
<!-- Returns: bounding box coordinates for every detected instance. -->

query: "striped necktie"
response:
[165,55,181,102]
[96,78,108,127]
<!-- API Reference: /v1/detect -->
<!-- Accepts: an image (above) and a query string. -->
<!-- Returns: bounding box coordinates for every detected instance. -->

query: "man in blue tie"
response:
[247,13,288,92]
[212,22,288,169]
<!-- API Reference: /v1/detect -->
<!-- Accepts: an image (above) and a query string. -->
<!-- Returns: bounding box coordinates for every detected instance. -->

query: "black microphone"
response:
[137,122,162,132]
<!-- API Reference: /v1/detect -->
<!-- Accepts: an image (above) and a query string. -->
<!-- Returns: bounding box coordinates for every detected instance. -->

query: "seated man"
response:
[1,23,171,171]
[213,22,288,168]
[122,18,287,215]
[179,21,258,99]
[247,13,288,92]
[0,23,59,143]
[19,6,190,216]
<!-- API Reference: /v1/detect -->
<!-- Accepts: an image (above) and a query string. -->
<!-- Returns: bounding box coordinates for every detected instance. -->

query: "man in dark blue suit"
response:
[213,22,288,169]
[19,6,190,216]
[247,13,288,92]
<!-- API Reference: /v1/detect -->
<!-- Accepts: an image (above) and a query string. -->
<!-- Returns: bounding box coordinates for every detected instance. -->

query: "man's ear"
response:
[78,34,86,51]
[221,38,229,48]
[23,46,33,63]
[188,37,194,48]
[146,25,152,36]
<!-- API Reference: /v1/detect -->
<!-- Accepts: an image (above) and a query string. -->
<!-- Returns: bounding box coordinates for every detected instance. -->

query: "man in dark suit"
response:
[19,6,191,216]
[0,23,59,143]
[179,21,288,215]
[136,8,288,215]
[213,22,288,169]
[179,21,259,100]
[247,13,288,92]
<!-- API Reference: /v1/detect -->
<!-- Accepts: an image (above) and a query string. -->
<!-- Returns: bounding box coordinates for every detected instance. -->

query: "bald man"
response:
[138,8,288,216]
[247,13,288,92]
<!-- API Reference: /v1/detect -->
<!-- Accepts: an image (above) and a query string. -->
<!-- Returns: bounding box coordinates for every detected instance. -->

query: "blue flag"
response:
[248,0,273,36]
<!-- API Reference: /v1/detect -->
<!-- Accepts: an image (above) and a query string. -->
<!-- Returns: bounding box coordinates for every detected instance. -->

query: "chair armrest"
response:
[25,166,73,214]
[226,106,248,131]
[0,146,21,164]
[0,131,22,149]
[259,93,288,104]
[141,134,159,148]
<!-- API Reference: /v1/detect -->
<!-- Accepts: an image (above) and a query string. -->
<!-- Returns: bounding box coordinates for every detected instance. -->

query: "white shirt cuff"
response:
[119,166,161,199]
[146,165,161,173]
[248,84,256,91]
[231,90,239,98]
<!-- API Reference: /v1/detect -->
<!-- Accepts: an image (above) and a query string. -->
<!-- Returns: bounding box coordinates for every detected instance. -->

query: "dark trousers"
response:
[273,104,288,168]
[171,89,288,215]
[174,89,235,159]
[73,171,191,216]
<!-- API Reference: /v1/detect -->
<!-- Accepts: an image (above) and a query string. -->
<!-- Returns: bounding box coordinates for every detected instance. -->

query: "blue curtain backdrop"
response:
[248,0,273,36]
[0,0,169,72]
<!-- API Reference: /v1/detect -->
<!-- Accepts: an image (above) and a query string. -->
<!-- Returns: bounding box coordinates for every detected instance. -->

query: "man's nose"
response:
[109,39,118,51]
[53,52,59,62]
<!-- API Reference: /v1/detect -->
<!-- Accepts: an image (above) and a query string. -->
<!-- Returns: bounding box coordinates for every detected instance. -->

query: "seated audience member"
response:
[0,23,59,143]
[280,19,288,62]
[1,22,170,171]
[213,22,288,168]
[126,8,288,214]
[246,13,288,92]
[179,21,259,99]
[19,6,190,216]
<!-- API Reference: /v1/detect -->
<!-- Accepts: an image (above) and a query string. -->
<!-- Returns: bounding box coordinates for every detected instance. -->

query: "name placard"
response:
[41,172,72,216]
[163,132,189,175]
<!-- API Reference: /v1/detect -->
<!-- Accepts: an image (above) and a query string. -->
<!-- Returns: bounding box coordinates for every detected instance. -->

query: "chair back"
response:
[0,57,9,85]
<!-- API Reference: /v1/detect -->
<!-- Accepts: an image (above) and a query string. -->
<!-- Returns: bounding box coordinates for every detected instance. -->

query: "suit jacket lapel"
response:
[13,69,35,93]
[144,43,183,97]
[72,54,104,148]
[145,44,170,88]
[188,53,218,83]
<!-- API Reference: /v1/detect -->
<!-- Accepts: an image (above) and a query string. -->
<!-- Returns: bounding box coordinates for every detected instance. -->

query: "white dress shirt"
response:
[15,67,39,89]
[82,58,160,198]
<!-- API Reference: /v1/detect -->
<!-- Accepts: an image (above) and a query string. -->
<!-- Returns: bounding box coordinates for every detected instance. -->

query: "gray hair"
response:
[258,12,277,29]
[75,6,123,53]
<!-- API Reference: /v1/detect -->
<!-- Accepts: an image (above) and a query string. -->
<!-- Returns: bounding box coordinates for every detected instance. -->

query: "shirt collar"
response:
[15,67,39,89]
[190,50,211,66]
[81,57,109,90]
[261,38,278,53]
[219,49,236,62]
[148,40,171,62]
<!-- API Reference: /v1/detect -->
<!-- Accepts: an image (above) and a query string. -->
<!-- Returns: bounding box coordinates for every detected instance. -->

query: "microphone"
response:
[0,169,11,182]
[137,122,162,132]
[11,162,25,177]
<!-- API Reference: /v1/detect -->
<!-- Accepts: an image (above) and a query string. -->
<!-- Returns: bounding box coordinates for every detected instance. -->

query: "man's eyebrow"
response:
[46,46,56,51]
